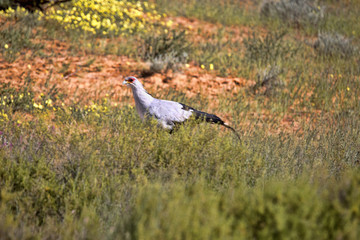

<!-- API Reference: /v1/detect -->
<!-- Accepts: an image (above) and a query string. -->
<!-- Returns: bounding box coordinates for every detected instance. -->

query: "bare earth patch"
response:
[0,38,250,105]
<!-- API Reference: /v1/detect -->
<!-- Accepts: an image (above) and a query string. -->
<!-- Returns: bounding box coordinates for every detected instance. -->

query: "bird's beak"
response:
[123,80,128,85]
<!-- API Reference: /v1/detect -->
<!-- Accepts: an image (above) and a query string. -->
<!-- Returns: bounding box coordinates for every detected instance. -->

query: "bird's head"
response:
[123,76,145,90]
[123,76,138,86]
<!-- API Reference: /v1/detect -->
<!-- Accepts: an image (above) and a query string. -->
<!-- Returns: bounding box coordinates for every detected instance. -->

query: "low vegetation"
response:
[260,0,325,28]
[0,0,360,239]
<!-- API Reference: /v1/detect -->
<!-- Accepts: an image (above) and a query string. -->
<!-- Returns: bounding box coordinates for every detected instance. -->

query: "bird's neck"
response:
[131,86,154,119]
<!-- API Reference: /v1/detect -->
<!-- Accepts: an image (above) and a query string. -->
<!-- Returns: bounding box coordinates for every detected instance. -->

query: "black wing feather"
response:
[180,103,224,124]
[179,103,241,140]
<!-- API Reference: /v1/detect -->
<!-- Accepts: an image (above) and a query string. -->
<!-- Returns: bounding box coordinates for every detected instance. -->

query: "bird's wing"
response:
[147,99,194,125]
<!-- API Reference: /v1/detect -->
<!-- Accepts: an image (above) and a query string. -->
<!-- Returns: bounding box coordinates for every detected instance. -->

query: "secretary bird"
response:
[123,76,240,140]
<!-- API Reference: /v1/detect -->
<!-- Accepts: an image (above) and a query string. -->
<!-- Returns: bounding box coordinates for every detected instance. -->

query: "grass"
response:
[0,0,360,239]
[0,8,43,62]
[155,0,257,26]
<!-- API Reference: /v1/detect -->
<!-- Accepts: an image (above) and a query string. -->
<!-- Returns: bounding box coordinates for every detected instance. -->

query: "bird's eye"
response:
[127,77,135,83]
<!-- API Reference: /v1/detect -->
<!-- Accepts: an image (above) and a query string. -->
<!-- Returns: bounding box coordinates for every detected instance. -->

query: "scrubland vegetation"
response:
[0,0,360,239]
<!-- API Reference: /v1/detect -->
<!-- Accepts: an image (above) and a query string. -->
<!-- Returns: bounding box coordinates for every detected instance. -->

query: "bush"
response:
[140,30,190,61]
[0,0,71,12]
[139,30,190,73]
[0,7,43,62]
[313,32,358,58]
[260,0,325,27]
[243,31,297,67]
[148,51,187,73]
[113,174,360,239]
[253,65,284,96]
[0,71,61,116]
[0,0,13,10]
[43,0,164,37]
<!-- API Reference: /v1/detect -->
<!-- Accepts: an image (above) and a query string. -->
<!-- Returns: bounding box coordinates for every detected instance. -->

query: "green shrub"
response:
[112,173,360,239]
[0,7,43,62]
[0,71,60,114]
[313,32,358,58]
[253,65,284,96]
[138,30,191,74]
[148,51,187,74]
[243,30,298,67]
[260,0,325,28]
[140,30,190,62]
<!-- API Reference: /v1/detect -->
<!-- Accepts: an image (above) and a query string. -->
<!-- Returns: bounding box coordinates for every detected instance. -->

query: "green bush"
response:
[260,0,325,28]
[140,30,190,62]
[313,32,358,58]
[243,30,298,67]
[0,7,43,62]
[253,65,284,96]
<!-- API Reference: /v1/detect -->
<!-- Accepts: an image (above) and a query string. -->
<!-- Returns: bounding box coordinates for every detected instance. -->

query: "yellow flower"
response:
[42,0,165,37]
[185,64,190,68]
[4,44,8,49]
[0,111,9,121]
[45,99,53,106]
[166,20,173,27]
[347,87,350,91]
[209,64,214,70]
[33,103,43,109]
[329,74,334,78]
[201,64,205,69]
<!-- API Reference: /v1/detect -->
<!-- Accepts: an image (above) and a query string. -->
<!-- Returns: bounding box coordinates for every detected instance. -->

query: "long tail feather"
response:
[187,106,241,141]
[222,123,241,141]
